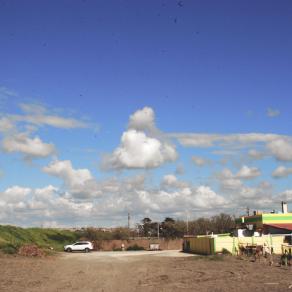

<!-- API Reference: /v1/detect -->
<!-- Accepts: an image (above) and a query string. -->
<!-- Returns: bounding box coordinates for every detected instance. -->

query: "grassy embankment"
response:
[0,225,79,254]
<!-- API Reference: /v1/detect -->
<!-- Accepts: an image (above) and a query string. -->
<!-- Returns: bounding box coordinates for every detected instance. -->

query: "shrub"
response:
[2,244,17,254]
[126,244,144,251]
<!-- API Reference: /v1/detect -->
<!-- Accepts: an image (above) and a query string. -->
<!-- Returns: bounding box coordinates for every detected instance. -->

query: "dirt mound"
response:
[18,245,45,257]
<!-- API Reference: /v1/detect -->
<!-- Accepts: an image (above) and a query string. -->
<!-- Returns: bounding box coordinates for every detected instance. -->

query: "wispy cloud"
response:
[191,156,211,167]
[0,101,91,159]
[171,132,292,162]
[15,103,89,129]
[2,132,56,159]
[267,107,280,118]
[0,86,18,98]
[171,133,285,148]
[272,166,292,178]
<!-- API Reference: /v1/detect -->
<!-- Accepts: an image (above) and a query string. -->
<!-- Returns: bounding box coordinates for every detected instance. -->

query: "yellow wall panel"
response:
[185,235,285,255]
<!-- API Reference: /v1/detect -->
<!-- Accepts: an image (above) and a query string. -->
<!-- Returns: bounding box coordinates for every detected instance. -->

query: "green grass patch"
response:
[0,225,80,252]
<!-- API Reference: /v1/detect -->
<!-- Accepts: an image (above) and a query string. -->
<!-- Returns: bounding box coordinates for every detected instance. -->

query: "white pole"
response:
[157,222,160,239]
[186,211,189,235]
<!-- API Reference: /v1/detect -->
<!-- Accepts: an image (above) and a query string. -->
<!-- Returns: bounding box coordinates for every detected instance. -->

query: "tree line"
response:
[81,213,236,241]
[137,213,235,239]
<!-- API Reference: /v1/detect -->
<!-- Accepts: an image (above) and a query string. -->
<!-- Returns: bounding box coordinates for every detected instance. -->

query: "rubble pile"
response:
[18,245,45,257]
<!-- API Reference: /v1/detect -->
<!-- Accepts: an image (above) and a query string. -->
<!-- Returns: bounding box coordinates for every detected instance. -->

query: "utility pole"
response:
[128,212,130,229]
[186,210,189,235]
[157,222,160,239]
[246,207,250,216]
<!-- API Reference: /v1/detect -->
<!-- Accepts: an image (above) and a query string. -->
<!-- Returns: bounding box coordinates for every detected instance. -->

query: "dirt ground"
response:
[1,250,292,292]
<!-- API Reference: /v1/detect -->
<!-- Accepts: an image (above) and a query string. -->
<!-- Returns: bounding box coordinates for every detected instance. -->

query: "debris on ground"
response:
[18,245,45,257]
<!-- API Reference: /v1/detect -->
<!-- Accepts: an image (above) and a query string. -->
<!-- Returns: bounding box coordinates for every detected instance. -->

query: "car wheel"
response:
[85,248,89,253]
[66,248,72,252]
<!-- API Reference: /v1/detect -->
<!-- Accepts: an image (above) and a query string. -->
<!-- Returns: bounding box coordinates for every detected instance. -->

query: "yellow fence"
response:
[184,235,285,255]
[187,236,214,255]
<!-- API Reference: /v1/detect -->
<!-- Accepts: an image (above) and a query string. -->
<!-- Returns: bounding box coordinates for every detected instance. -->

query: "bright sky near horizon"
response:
[0,0,292,227]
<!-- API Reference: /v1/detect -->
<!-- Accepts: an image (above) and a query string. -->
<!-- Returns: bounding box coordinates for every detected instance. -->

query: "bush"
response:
[2,244,17,254]
[126,244,144,251]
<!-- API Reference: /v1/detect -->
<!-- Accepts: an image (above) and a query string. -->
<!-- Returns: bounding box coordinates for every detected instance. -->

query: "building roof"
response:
[264,223,292,232]
[236,213,292,227]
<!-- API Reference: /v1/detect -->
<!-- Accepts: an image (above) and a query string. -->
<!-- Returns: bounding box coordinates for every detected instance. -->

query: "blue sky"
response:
[0,0,292,227]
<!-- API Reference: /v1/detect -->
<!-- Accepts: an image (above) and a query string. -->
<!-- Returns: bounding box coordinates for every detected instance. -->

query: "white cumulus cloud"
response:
[161,174,188,189]
[275,189,292,203]
[43,160,100,198]
[0,184,95,225]
[218,169,243,190]
[128,106,156,132]
[107,129,177,169]
[272,166,292,178]
[248,149,265,160]
[0,186,31,203]
[218,166,260,191]
[236,165,261,179]
[103,107,177,169]
[191,156,210,167]
[267,139,292,161]
[0,117,15,133]
[162,174,178,186]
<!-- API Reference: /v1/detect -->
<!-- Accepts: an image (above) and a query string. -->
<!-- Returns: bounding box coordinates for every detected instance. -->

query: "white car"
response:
[64,241,93,253]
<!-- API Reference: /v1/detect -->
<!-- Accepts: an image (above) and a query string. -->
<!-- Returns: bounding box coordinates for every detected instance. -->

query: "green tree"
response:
[161,217,180,239]
[140,217,154,237]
